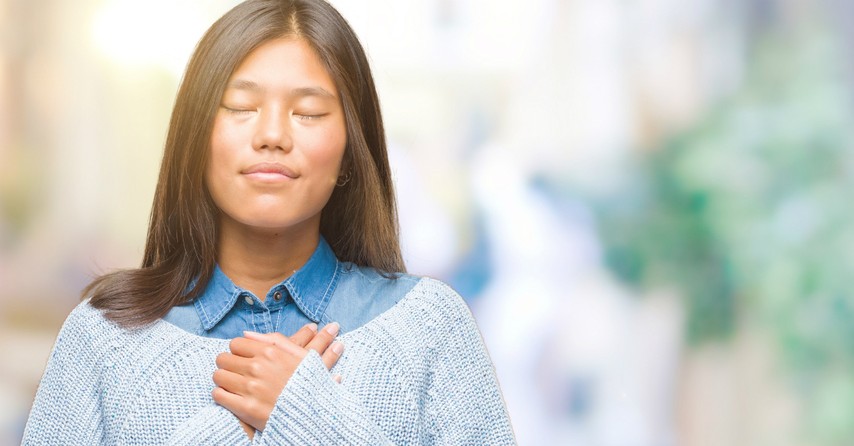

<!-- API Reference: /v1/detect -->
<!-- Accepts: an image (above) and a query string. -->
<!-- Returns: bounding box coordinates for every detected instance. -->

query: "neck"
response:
[216,216,320,301]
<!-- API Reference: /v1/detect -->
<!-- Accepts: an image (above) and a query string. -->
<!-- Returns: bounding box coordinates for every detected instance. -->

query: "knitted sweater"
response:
[22,278,516,445]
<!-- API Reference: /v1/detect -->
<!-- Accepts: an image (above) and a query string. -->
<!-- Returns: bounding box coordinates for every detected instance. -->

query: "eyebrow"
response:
[225,80,337,99]
[227,79,262,92]
[291,86,337,99]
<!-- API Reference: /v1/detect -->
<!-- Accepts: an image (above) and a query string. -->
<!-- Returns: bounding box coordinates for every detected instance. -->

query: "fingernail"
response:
[324,322,340,336]
[307,323,318,332]
[244,330,260,337]
[331,341,344,355]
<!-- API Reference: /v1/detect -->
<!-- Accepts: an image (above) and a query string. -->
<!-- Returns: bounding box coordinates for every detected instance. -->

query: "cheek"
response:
[325,120,347,172]
[206,125,236,203]
[209,120,237,162]
[313,139,345,178]
[307,121,347,177]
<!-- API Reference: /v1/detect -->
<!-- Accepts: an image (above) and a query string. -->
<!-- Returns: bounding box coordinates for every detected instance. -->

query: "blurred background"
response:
[2,0,853,444]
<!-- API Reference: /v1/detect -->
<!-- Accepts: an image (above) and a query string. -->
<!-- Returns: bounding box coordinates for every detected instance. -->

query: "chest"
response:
[96,324,430,443]
[97,341,223,444]
[165,299,317,339]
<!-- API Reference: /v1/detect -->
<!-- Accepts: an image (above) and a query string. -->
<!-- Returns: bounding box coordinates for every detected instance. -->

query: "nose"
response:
[252,106,293,152]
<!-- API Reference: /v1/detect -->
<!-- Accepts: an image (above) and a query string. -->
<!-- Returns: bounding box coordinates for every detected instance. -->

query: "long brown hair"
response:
[87,0,404,328]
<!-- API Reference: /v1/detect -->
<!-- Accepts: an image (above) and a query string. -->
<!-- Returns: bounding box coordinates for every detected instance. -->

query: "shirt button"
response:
[273,291,282,301]
[244,295,253,305]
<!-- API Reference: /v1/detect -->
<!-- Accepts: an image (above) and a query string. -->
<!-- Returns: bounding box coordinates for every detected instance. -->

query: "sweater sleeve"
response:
[253,350,394,445]
[165,405,252,445]
[253,279,516,445]
[420,283,516,445]
[21,305,107,445]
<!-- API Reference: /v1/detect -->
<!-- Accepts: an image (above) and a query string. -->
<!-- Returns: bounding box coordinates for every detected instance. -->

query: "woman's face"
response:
[206,37,347,234]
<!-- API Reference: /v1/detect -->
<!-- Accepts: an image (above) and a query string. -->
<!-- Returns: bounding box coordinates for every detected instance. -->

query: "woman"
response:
[23,0,515,444]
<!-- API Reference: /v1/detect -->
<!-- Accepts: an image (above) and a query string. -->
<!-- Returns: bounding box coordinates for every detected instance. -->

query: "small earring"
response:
[336,169,352,187]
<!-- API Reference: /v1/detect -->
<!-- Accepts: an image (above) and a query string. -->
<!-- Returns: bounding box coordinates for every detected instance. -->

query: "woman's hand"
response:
[238,419,255,440]
[212,322,344,432]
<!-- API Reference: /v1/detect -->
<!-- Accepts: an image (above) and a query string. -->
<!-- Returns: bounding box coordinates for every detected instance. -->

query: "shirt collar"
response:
[193,237,340,330]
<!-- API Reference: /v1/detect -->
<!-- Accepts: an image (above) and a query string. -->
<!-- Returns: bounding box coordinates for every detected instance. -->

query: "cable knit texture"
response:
[23,278,516,445]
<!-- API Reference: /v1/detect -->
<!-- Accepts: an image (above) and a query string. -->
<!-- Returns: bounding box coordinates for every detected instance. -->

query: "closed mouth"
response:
[241,162,299,179]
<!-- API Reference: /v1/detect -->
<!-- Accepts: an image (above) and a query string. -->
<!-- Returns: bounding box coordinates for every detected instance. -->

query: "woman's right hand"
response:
[247,321,344,371]
[213,322,345,433]
[245,321,345,381]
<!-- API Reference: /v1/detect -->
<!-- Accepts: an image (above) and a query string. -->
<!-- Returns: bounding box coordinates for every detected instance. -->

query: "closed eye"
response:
[221,105,255,114]
[294,113,328,120]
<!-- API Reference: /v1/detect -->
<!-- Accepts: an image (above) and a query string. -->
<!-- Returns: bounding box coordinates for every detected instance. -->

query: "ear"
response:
[336,168,352,187]
[335,149,353,187]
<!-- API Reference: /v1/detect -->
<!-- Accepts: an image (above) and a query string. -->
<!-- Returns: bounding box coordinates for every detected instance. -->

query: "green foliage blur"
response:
[593,22,854,444]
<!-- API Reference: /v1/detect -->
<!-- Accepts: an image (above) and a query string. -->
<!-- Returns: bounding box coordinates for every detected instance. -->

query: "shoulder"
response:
[344,277,492,379]
[325,263,421,331]
[39,300,129,378]
[53,300,164,359]
[49,301,222,379]
[57,300,123,344]
[396,277,478,331]
[337,263,421,293]
[347,275,478,341]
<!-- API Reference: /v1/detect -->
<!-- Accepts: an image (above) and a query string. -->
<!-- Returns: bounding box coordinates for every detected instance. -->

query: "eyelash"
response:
[222,106,254,114]
[221,106,327,121]
[294,113,327,120]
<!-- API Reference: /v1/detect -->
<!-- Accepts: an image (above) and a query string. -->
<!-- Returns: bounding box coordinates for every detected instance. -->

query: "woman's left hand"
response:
[213,323,344,431]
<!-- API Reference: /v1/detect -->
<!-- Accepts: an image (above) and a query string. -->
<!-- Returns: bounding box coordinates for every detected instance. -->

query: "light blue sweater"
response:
[23,278,516,445]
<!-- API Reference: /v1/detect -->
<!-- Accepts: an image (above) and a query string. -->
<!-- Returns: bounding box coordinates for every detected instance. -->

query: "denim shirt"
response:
[162,238,420,338]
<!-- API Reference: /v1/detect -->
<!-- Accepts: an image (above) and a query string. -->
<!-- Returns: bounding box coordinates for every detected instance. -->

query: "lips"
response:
[241,162,299,180]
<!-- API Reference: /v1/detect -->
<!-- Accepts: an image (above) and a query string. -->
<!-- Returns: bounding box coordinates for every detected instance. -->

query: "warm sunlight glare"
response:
[91,0,216,74]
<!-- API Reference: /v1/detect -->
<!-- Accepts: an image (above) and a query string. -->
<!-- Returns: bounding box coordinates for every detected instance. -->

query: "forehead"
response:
[226,37,338,96]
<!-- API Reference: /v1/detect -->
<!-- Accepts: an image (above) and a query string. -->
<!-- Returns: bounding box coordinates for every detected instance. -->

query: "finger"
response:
[320,341,344,370]
[239,420,255,440]
[216,351,254,375]
[212,386,245,414]
[229,337,269,358]
[241,331,285,347]
[240,332,304,357]
[289,323,319,347]
[243,331,296,346]
[212,368,247,395]
[306,322,339,354]
[211,387,267,430]
[242,331,277,344]
[231,335,296,357]
[333,374,342,384]
[212,387,261,431]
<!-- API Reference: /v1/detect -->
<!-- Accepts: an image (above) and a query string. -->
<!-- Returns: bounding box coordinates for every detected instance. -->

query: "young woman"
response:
[23,0,515,444]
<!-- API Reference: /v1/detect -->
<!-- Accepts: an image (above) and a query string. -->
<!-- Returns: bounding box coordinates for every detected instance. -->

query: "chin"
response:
[216,196,324,233]
[230,210,319,233]
[237,215,297,229]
